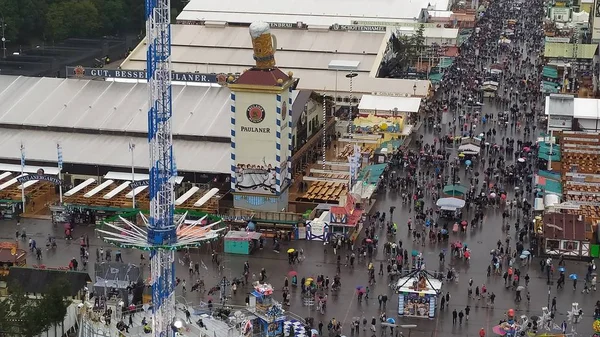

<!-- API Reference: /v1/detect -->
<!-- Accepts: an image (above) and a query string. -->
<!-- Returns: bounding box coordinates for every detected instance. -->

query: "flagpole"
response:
[57,143,63,204]
[129,141,136,209]
[20,143,25,214]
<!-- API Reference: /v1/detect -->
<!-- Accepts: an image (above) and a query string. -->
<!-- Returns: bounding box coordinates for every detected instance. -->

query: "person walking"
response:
[458,310,464,325]
[452,309,458,325]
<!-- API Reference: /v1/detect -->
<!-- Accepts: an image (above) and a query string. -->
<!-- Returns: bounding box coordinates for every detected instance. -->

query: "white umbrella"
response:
[517,157,526,163]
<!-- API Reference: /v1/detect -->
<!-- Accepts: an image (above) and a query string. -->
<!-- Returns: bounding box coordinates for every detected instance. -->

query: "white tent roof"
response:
[358,95,422,113]
[0,128,230,174]
[120,25,431,97]
[177,0,450,25]
[0,75,231,138]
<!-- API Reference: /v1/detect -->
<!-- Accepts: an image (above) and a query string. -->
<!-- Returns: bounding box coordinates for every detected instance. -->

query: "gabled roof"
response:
[8,267,91,296]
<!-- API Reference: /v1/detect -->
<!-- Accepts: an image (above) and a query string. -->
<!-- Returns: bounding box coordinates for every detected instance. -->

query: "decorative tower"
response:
[229,22,294,212]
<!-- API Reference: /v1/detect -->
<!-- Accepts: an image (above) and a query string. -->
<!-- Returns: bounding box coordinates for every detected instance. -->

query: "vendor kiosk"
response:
[395,270,442,318]
[249,283,286,337]
[0,242,26,275]
[224,231,262,255]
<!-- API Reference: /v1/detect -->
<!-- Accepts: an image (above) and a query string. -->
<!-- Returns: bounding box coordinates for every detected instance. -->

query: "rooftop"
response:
[0,75,230,139]
[543,213,587,241]
[0,128,230,174]
[121,25,431,97]
[177,0,450,25]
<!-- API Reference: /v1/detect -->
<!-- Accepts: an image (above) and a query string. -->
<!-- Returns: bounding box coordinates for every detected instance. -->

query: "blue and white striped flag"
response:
[57,144,63,170]
[20,144,25,169]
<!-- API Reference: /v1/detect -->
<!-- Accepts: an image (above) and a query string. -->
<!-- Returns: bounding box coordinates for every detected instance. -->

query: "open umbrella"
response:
[458,153,466,158]
[311,329,319,336]
[288,271,297,276]
[465,159,472,166]
[287,248,295,253]
[519,254,528,259]
[492,325,507,336]
[490,192,497,198]
[386,318,396,324]
[461,220,468,225]
[366,239,373,243]
[521,251,531,256]
[569,273,577,280]
[517,157,526,163]
[411,249,419,257]
[558,266,565,272]
[516,286,525,291]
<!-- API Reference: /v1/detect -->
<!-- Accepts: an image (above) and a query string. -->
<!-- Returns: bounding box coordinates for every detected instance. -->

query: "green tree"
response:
[1,283,50,337]
[46,0,102,41]
[39,278,72,337]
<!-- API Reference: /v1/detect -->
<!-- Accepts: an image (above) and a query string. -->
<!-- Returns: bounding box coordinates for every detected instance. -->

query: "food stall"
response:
[0,242,26,275]
[395,273,442,318]
[224,231,263,255]
[436,197,465,220]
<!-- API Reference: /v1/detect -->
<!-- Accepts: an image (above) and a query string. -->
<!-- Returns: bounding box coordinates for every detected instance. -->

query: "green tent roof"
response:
[443,184,468,196]
[538,143,561,162]
[439,58,454,68]
[542,66,558,79]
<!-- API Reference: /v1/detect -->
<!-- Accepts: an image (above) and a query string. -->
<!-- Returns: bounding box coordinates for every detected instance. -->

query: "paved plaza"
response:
[2,136,595,337]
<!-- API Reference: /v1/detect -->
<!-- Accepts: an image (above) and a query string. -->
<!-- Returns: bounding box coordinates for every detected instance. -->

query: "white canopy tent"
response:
[358,95,422,115]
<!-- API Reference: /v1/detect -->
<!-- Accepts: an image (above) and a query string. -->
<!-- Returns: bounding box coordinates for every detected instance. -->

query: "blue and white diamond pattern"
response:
[283,320,307,337]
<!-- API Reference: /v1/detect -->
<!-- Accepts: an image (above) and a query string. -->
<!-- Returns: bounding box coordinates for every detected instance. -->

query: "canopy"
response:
[458,143,480,154]
[443,184,468,196]
[436,197,466,209]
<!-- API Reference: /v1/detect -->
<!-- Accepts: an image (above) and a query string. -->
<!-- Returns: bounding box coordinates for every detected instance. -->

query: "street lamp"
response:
[346,72,358,135]
[129,141,136,208]
[328,59,359,127]
[0,13,6,59]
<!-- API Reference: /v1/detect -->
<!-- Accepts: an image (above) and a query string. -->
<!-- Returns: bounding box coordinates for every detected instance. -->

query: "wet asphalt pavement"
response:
[1,138,596,337]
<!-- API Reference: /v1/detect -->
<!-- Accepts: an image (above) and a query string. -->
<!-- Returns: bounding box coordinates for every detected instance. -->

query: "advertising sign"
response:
[548,115,573,130]
[16,174,61,185]
[66,66,237,84]
[330,24,387,32]
[593,0,600,40]
[233,93,279,195]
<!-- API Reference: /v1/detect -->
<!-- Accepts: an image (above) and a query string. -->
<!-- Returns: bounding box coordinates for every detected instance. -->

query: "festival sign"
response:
[16,174,61,185]
[233,92,279,195]
[66,66,238,84]
[129,180,150,189]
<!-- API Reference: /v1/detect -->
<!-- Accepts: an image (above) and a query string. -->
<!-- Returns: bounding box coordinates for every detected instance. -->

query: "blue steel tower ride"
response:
[146,0,176,334]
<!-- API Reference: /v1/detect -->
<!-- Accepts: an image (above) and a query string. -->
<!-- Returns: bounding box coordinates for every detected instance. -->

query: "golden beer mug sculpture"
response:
[249,21,278,69]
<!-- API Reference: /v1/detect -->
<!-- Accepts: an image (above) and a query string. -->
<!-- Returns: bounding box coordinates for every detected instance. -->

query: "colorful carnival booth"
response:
[395,270,442,318]
[249,283,287,337]
[224,231,263,255]
[352,115,407,142]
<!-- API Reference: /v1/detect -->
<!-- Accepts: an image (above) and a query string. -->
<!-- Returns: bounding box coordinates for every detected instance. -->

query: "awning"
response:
[458,143,480,153]
[436,197,466,209]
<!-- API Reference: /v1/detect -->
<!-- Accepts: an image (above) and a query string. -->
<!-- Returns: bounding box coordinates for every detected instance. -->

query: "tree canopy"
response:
[0,0,188,44]
[0,278,72,337]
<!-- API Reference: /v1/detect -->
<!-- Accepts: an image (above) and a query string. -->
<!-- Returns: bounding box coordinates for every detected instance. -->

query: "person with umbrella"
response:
[515,285,524,302]
[570,273,578,290]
